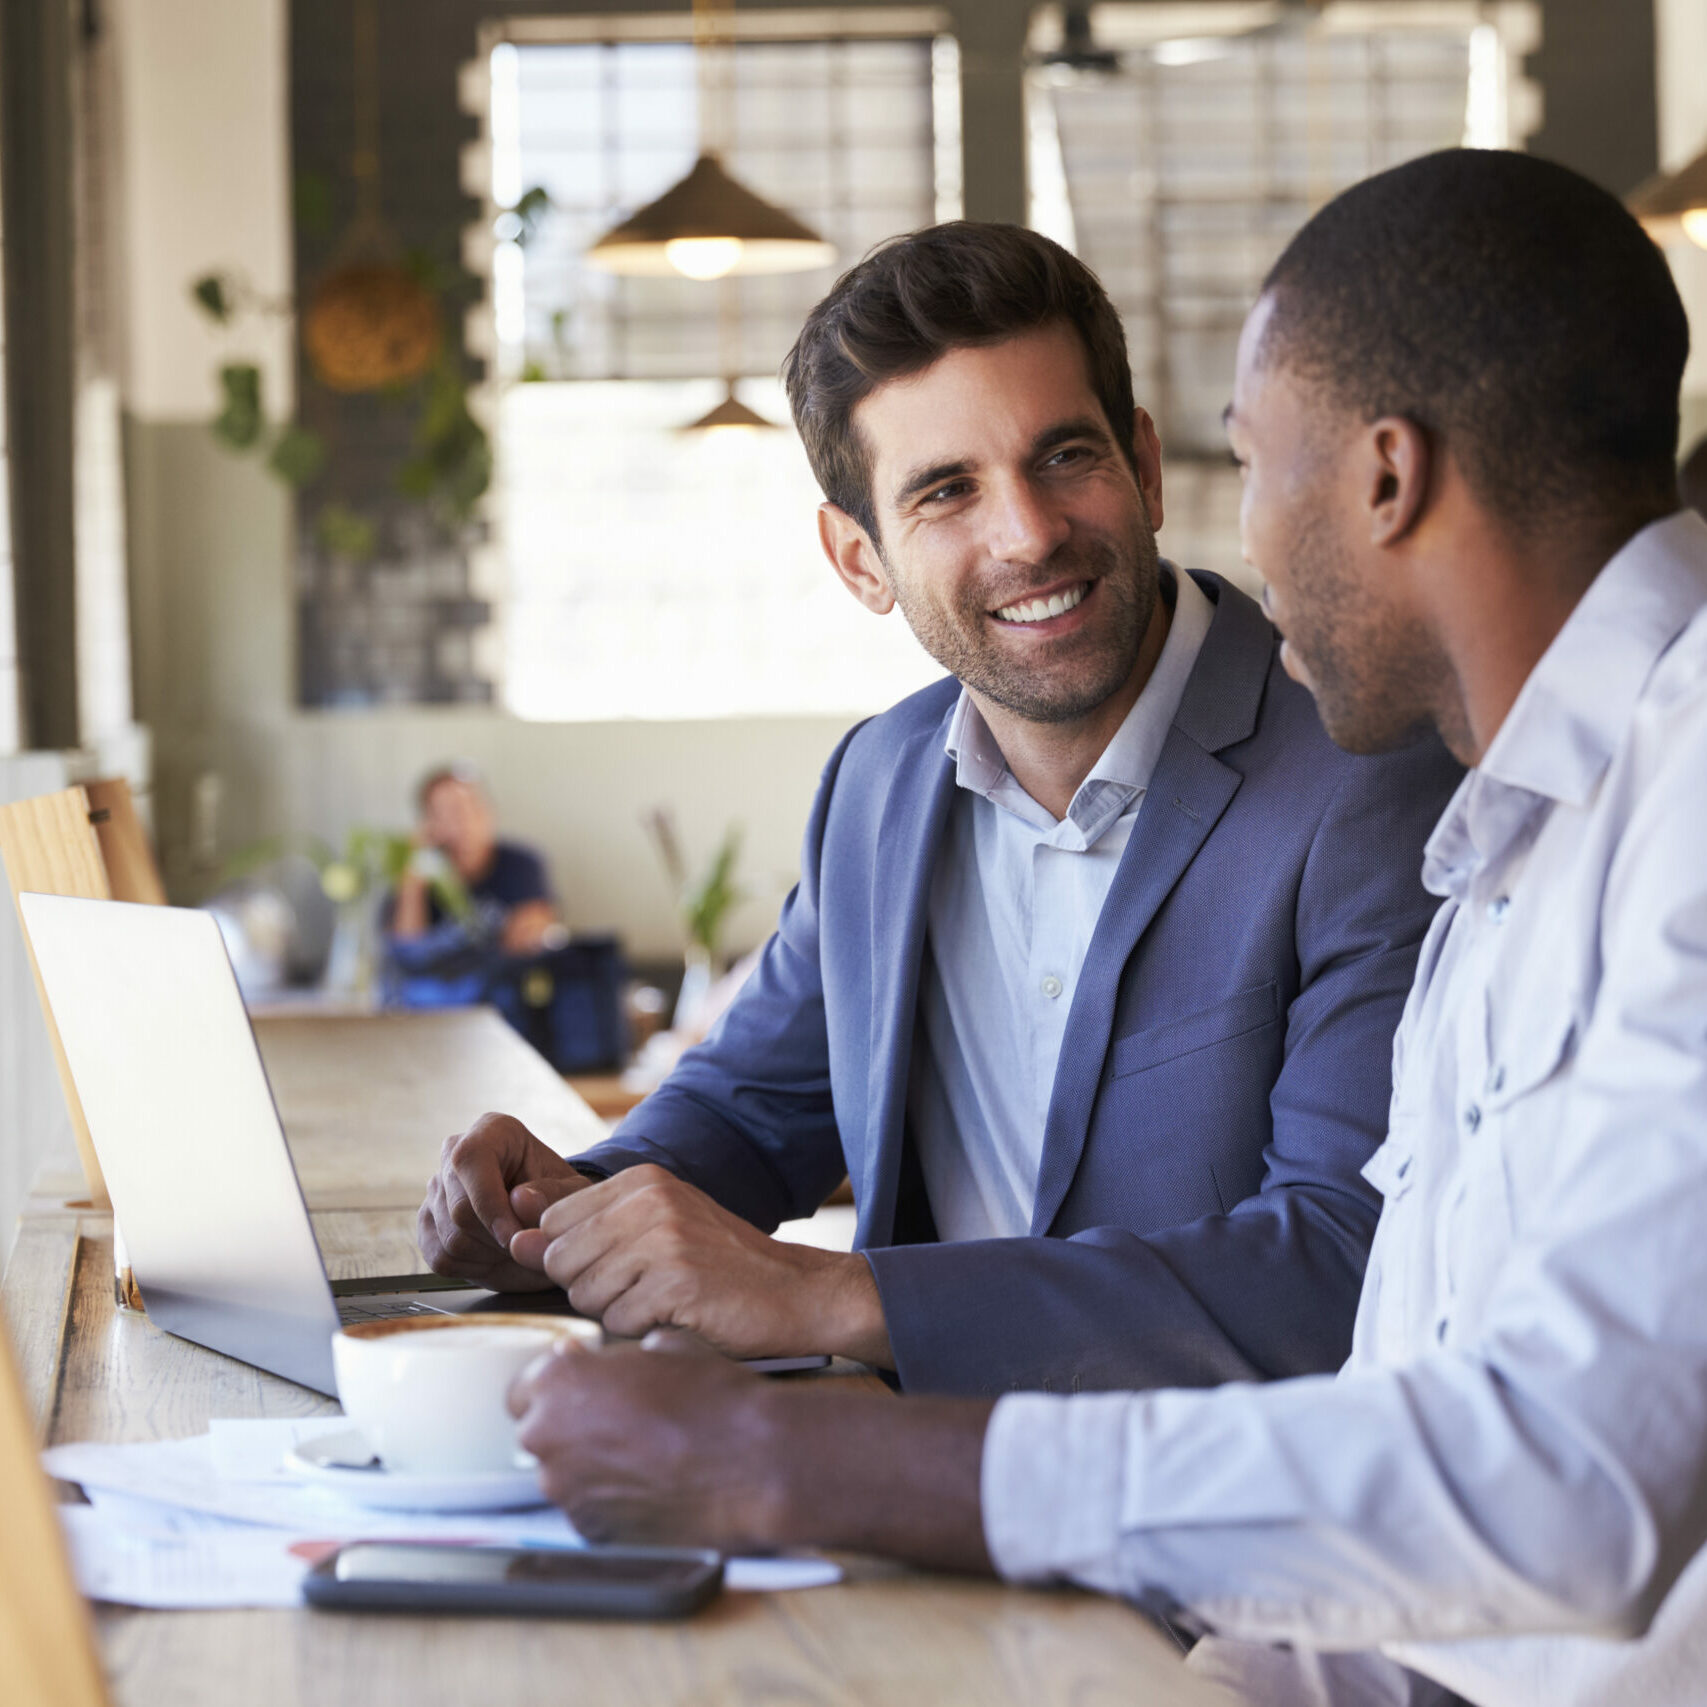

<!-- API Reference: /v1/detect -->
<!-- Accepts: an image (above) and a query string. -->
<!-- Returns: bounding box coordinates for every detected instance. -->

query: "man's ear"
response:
[1128,406,1165,531]
[1367,416,1431,547]
[818,503,896,615]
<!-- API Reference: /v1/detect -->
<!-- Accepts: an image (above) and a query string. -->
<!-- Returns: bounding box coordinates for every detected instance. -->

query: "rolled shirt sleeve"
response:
[981,1392,1132,1598]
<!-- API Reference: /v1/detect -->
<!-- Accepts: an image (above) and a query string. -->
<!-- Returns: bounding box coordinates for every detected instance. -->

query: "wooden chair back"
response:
[0,780,167,1206]
[0,1312,111,1706]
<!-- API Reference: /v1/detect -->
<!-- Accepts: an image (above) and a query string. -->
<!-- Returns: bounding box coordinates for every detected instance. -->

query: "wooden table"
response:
[6,1010,1216,1707]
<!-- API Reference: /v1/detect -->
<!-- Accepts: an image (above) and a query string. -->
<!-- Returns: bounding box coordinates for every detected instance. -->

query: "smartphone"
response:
[304,1542,724,1619]
[742,1353,831,1375]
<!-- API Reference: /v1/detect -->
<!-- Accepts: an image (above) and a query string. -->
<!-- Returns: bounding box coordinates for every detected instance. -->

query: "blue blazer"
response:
[579,574,1461,1395]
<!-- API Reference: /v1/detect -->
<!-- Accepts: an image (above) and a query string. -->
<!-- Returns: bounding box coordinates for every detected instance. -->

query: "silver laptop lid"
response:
[18,893,342,1393]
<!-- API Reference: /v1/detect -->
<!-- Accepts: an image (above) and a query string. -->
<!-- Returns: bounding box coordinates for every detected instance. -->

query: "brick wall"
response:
[289,0,494,706]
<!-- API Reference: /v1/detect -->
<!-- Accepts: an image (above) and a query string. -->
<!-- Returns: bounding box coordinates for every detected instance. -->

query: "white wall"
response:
[112,0,294,423]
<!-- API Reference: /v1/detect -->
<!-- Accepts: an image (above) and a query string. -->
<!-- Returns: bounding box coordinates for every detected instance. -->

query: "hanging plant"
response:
[189,261,492,558]
[303,263,442,394]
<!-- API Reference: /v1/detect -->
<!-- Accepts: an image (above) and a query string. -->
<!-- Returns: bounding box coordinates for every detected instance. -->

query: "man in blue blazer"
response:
[419,223,1458,1396]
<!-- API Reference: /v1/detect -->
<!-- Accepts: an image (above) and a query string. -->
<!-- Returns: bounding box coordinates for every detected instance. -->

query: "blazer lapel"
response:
[1029,573,1277,1235]
[856,710,958,1247]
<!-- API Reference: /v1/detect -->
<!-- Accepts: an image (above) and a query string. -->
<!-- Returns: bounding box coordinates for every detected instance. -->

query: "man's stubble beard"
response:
[883,523,1162,726]
[1277,507,1443,756]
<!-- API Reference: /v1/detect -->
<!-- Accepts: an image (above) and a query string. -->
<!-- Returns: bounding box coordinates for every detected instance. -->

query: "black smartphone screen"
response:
[305,1542,725,1619]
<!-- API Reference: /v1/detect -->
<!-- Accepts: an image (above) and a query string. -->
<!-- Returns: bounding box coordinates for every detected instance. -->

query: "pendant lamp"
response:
[585,0,835,281]
[680,378,776,434]
[1628,145,1707,250]
[589,152,835,279]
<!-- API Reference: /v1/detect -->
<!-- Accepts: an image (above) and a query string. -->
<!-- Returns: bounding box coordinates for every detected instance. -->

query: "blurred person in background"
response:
[384,765,564,1004]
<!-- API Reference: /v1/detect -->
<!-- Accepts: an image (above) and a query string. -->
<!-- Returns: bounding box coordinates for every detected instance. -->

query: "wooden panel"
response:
[80,781,166,908]
[0,1219,80,1436]
[0,790,116,1206]
[256,1009,609,1211]
[3,1215,1215,1707]
[0,1304,112,1707]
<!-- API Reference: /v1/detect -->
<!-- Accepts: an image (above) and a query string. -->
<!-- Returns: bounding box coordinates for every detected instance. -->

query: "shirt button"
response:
[1040,975,1064,999]
[1487,896,1510,924]
[1464,1104,1482,1132]
[1487,1065,1506,1095]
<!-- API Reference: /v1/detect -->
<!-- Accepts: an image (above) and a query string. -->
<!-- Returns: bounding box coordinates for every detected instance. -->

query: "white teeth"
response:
[996,582,1087,624]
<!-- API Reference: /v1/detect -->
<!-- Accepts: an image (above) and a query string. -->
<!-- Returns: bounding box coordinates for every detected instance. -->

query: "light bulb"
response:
[1682,207,1707,251]
[665,237,745,280]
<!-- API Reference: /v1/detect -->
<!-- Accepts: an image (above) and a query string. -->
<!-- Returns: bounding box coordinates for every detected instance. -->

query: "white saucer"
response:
[285,1429,549,1512]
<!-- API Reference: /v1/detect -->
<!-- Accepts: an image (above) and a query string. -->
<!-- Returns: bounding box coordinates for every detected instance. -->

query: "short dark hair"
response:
[1259,149,1689,533]
[783,222,1136,541]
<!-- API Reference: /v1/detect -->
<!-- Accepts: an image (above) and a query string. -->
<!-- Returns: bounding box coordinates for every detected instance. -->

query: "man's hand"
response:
[507,1165,893,1365]
[500,898,561,955]
[507,1331,994,1571]
[510,1331,787,1549]
[417,1112,592,1292]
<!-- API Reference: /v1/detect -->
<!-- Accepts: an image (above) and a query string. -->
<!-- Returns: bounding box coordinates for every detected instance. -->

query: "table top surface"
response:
[5,1008,1214,1707]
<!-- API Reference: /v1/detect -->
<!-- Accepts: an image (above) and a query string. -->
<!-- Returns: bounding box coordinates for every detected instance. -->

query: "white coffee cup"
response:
[333,1313,600,1475]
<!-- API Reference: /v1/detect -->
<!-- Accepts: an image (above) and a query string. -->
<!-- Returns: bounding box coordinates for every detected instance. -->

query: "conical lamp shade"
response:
[588,153,836,278]
[680,381,778,433]
[1628,146,1707,248]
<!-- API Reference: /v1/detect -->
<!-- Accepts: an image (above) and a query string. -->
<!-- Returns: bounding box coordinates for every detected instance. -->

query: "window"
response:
[1025,1,1538,579]
[479,19,959,722]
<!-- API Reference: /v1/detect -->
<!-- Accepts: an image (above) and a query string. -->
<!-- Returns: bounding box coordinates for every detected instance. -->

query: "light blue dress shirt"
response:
[908,564,1214,1241]
[979,510,1707,1706]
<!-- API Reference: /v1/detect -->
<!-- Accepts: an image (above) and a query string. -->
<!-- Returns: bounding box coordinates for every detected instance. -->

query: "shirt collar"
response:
[944,562,1216,841]
[1422,509,1707,899]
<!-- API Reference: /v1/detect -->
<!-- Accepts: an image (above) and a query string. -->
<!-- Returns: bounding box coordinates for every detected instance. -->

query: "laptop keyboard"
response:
[335,1299,447,1324]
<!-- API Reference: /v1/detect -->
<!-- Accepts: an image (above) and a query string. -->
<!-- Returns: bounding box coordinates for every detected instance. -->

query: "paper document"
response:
[46,1422,841,1608]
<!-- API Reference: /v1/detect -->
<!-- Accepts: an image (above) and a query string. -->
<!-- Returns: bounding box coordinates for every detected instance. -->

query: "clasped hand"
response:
[419,1113,892,1365]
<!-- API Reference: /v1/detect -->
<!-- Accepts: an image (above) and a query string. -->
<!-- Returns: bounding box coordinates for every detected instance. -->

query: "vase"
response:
[673,943,716,1033]
[324,897,380,1009]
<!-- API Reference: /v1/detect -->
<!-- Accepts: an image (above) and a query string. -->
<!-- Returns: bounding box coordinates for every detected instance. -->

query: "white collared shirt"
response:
[978,510,1707,1705]
[908,565,1215,1242]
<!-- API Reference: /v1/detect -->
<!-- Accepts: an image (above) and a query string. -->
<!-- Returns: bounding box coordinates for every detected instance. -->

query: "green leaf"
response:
[293,170,334,239]
[192,273,232,324]
[427,868,473,923]
[682,824,746,956]
[212,363,264,449]
[513,185,553,249]
[267,424,327,487]
[519,359,547,384]
[314,502,378,562]
[395,358,492,523]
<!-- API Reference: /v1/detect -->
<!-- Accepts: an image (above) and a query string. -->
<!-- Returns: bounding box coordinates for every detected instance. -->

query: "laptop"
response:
[17,892,556,1397]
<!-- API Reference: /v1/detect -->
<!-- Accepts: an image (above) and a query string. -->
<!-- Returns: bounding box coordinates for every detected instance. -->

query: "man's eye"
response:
[1043,445,1092,469]
[923,481,970,504]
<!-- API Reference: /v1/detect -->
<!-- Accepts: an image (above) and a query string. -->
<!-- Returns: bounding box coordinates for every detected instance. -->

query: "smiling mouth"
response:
[992,581,1090,625]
